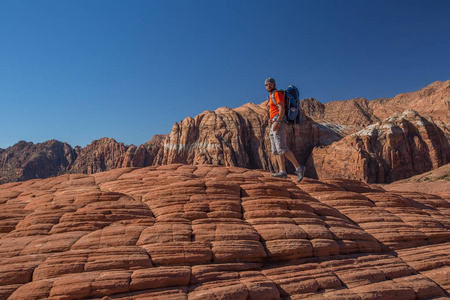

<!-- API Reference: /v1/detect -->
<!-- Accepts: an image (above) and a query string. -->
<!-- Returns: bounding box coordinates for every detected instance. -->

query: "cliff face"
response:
[155,81,449,182]
[1,80,449,184]
[157,104,300,171]
[70,137,166,175]
[155,102,347,174]
[70,138,129,175]
[308,109,450,183]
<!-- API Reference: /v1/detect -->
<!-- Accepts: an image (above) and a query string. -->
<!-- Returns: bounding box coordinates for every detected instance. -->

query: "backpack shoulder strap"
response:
[270,90,284,107]
[270,91,277,106]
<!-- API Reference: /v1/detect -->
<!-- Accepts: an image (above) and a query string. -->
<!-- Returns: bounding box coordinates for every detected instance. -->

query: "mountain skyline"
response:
[0,78,447,150]
[1,80,449,185]
[1,1,449,149]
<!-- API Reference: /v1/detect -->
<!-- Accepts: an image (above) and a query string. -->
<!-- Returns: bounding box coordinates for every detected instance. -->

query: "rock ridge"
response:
[1,80,449,184]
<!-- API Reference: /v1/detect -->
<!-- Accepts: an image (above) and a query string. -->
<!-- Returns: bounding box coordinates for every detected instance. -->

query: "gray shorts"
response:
[269,122,289,155]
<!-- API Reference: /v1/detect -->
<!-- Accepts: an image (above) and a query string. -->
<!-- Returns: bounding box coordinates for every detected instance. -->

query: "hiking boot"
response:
[270,171,287,179]
[295,166,306,183]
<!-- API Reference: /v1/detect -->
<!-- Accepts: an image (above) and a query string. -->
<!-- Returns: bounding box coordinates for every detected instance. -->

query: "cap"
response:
[265,77,276,84]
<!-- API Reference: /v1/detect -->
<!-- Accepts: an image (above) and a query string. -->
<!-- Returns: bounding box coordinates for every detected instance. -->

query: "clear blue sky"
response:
[1,0,449,149]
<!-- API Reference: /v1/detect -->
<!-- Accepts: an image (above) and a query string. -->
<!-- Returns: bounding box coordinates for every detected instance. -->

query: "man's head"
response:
[265,77,276,92]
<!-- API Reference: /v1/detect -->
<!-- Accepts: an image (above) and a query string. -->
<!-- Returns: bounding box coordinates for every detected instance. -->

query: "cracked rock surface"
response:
[1,164,450,299]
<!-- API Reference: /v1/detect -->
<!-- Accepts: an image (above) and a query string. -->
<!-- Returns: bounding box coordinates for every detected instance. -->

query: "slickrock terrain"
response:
[1,80,449,184]
[384,163,450,196]
[1,164,450,299]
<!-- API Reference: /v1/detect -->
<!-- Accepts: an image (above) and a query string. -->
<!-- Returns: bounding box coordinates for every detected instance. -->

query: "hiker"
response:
[265,77,306,182]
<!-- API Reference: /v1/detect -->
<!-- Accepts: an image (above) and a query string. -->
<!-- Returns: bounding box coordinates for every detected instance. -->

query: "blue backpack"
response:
[271,85,302,125]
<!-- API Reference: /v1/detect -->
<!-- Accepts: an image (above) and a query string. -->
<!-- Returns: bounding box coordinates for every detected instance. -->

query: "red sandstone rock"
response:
[1,164,450,298]
[309,109,450,183]
[371,80,450,125]
[154,102,319,176]
[384,163,450,196]
[304,80,450,129]
[1,81,449,186]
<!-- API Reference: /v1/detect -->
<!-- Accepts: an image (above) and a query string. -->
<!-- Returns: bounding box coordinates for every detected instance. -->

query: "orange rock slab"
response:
[1,164,450,299]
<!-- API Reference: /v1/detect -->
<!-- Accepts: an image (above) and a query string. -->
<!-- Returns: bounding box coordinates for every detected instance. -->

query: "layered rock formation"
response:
[309,109,450,183]
[71,136,167,174]
[304,80,450,129]
[1,165,450,299]
[384,163,450,196]
[154,104,327,173]
[1,80,449,184]
[371,80,450,124]
[301,97,379,129]
[158,81,449,183]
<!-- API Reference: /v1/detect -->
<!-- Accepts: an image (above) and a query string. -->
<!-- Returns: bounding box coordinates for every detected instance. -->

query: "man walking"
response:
[265,77,306,182]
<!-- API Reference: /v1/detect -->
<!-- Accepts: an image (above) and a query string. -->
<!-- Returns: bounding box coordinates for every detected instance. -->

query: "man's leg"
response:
[283,150,299,169]
[271,153,287,178]
[269,125,278,171]
[277,153,286,173]
[270,122,291,179]
[276,124,299,170]
[283,149,306,182]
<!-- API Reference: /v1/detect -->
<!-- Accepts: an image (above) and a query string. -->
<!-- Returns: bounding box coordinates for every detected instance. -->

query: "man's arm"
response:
[277,102,285,120]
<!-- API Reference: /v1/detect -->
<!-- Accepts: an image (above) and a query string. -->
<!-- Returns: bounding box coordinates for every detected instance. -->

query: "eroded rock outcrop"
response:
[155,81,450,182]
[371,80,450,124]
[1,81,449,185]
[308,109,450,183]
[0,140,76,184]
[70,138,130,174]
[303,80,450,134]
[301,97,379,129]
[158,104,301,172]
[1,164,450,299]
[156,102,347,176]
[0,137,166,184]
[71,136,166,174]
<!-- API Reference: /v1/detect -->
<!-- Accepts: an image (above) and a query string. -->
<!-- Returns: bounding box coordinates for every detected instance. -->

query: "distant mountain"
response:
[0,137,166,185]
[1,80,449,184]
[0,140,76,183]
[304,80,450,127]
